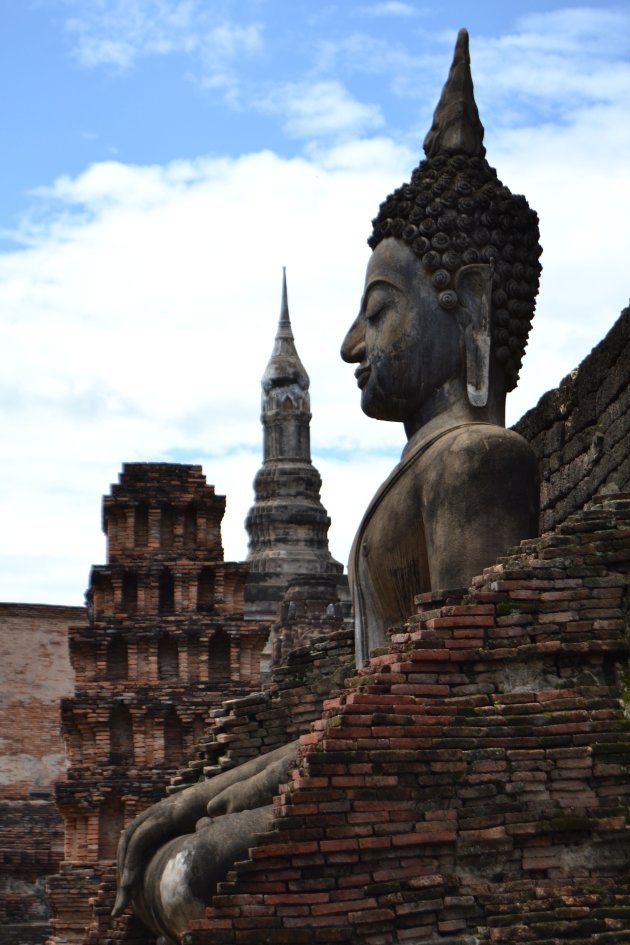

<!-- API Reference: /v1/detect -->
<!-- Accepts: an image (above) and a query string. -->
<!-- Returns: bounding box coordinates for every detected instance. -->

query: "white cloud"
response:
[515,7,630,54]
[495,109,630,425]
[314,32,417,83]
[255,79,384,140]
[2,6,630,605]
[312,9,630,140]
[65,0,200,68]
[63,0,263,97]
[196,23,264,97]
[3,83,630,605]
[357,2,420,15]
[0,143,408,603]
[428,10,630,129]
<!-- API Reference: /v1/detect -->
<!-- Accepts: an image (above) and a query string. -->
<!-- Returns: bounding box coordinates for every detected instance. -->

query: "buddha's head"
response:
[342,29,542,438]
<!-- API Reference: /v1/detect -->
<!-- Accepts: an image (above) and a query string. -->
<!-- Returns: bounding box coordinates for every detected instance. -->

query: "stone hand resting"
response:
[112,740,299,944]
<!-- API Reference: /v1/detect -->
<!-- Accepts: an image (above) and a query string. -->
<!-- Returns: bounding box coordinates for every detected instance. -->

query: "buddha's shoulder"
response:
[427,422,533,460]
[364,423,537,516]
[414,422,539,524]
[416,423,538,486]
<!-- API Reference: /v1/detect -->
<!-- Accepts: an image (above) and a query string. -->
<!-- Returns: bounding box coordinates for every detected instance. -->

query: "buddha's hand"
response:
[204,741,298,819]
[111,779,211,917]
[111,739,300,917]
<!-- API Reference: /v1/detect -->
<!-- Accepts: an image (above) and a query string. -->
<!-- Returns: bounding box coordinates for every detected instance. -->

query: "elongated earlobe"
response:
[455,264,493,408]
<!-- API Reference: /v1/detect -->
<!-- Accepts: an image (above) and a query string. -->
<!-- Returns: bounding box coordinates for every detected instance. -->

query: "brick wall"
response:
[170,624,355,794]
[0,603,84,945]
[175,494,630,944]
[513,306,630,532]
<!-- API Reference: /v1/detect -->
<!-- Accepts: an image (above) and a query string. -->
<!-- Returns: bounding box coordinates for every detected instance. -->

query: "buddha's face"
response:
[341,238,462,427]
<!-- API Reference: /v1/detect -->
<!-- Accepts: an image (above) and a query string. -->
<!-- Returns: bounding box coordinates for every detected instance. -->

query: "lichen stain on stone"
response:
[159,849,206,930]
[161,850,194,910]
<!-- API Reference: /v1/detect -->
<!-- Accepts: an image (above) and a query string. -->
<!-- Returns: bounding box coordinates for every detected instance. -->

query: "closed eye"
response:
[363,282,398,326]
[366,304,386,324]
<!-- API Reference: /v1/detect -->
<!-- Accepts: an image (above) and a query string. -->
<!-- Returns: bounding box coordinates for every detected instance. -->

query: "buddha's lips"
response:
[355,364,371,389]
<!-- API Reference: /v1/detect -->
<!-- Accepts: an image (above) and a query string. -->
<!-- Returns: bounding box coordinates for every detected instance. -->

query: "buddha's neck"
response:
[402,376,506,454]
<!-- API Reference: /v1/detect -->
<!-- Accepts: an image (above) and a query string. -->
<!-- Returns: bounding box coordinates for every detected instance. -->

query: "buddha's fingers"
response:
[206,744,299,818]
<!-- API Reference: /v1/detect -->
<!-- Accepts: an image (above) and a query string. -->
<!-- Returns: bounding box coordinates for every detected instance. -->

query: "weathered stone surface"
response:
[0,604,79,797]
[264,576,347,670]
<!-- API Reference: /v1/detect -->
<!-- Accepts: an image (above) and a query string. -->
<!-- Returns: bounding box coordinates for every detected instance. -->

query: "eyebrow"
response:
[360,277,402,316]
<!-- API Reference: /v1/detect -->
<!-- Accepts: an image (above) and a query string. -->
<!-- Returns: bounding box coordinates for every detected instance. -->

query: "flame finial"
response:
[423,28,485,159]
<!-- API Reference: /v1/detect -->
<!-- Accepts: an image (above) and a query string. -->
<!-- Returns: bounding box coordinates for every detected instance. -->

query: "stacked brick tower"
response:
[46,463,268,945]
[245,270,347,626]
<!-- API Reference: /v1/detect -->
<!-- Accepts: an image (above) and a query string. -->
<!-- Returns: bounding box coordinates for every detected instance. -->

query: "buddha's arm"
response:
[112,739,299,916]
[421,426,539,591]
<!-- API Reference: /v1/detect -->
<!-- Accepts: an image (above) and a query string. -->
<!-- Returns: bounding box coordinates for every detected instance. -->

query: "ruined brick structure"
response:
[3,299,630,945]
[46,464,269,945]
[0,603,83,945]
[39,280,352,944]
[264,575,348,670]
[181,491,630,945]
[170,622,355,795]
[103,305,630,945]
[514,306,630,531]
[104,624,356,944]
[245,271,348,631]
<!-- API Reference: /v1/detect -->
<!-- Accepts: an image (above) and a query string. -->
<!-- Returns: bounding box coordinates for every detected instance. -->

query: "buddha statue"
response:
[112,29,541,944]
[342,30,540,663]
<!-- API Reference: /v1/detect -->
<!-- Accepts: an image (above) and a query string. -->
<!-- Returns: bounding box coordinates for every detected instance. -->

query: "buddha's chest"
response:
[355,470,431,631]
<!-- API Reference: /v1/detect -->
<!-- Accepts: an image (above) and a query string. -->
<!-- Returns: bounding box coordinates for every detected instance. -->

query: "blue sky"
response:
[1,1,629,604]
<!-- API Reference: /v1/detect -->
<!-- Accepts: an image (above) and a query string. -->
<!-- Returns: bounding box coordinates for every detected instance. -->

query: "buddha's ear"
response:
[454,263,493,408]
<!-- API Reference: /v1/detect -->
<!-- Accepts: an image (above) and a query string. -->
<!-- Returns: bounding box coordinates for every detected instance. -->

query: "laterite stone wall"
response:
[514,306,630,531]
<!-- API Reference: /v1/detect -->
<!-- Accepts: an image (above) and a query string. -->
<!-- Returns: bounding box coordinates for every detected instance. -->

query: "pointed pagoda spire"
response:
[423,28,486,159]
[261,268,309,394]
[245,270,345,623]
[278,266,291,335]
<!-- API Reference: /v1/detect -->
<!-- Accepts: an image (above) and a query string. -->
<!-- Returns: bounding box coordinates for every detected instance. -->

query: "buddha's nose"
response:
[341,316,365,363]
